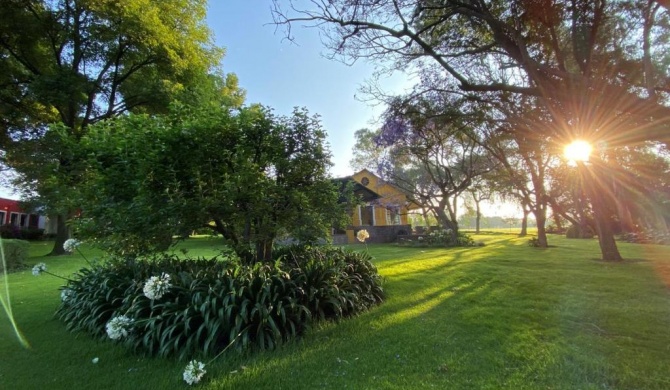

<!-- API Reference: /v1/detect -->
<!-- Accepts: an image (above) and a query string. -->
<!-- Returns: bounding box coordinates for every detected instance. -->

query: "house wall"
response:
[0,198,41,228]
[344,169,412,244]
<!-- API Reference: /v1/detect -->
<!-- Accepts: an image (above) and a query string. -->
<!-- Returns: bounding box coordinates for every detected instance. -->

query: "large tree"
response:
[0,0,237,254]
[374,95,496,237]
[75,105,348,262]
[273,0,670,261]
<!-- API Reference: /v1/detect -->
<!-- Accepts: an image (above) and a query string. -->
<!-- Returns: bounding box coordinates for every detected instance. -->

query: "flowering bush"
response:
[56,248,384,360]
[183,360,207,385]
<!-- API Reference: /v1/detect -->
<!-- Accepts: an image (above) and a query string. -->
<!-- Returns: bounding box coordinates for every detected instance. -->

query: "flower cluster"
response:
[32,263,47,276]
[183,360,207,385]
[356,229,370,243]
[60,288,74,302]
[63,238,82,253]
[105,315,134,340]
[143,272,172,300]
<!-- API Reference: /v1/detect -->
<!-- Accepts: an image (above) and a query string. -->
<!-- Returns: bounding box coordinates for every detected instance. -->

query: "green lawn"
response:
[1,233,669,389]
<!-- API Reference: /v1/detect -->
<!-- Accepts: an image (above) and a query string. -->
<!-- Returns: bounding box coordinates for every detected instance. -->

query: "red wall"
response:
[0,198,37,226]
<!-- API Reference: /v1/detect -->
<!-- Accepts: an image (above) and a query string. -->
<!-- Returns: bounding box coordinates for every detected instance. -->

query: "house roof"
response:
[351,169,423,210]
[332,177,381,203]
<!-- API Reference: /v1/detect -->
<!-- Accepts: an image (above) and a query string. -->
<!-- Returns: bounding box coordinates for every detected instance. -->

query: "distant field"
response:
[1,233,669,389]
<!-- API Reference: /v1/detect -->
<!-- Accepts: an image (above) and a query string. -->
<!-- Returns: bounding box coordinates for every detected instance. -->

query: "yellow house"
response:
[334,169,414,244]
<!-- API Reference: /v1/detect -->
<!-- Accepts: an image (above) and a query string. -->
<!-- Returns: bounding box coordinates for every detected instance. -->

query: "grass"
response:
[1,233,669,389]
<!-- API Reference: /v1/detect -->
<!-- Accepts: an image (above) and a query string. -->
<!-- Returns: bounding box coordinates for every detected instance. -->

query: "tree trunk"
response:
[256,239,274,262]
[584,162,623,261]
[434,207,459,236]
[519,208,530,236]
[591,192,623,261]
[48,213,69,256]
[475,202,481,233]
[535,211,548,247]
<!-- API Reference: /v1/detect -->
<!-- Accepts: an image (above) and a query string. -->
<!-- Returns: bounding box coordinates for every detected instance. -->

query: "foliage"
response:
[375,96,496,235]
[565,225,595,239]
[397,230,480,248]
[0,239,29,272]
[279,245,385,320]
[75,105,347,262]
[619,230,670,245]
[0,0,238,255]
[273,1,670,262]
[527,237,541,247]
[0,225,44,240]
[56,246,384,360]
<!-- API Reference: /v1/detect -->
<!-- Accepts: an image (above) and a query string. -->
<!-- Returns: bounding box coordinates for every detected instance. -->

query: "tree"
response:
[273,0,670,261]
[76,105,348,263]
[0,0,234,255]
[374,95,496,237]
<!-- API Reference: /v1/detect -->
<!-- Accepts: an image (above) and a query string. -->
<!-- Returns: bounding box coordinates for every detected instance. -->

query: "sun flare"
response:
[564,140,592,162]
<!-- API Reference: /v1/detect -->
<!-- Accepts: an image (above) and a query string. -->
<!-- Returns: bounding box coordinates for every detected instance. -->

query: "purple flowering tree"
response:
[370,95,497,238]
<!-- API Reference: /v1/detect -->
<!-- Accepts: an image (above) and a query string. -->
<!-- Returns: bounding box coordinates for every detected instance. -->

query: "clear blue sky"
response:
[207,1,409,177]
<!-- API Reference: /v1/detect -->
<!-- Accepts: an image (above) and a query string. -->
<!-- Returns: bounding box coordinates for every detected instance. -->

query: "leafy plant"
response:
[56,246,384,360]
[0,239,29,272]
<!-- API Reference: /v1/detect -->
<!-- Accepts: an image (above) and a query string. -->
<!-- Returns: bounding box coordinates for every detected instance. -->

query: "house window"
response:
[361,177,370,186]
[386,208,401,225]
[360,205,374,225]
[0,211,5,225]
[29,214,40,228]
[20,214,28,227]
[10,212,19,226]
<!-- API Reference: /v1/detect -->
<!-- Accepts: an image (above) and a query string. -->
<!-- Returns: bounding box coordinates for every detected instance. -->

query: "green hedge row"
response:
[56,246,384,360]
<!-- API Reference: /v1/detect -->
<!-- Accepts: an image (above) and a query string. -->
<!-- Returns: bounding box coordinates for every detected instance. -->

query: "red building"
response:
[0,197,43,229]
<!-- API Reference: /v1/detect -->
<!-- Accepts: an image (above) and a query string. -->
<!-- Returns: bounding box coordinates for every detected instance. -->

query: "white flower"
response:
[105,315,134,340]
[92,357,99,364]
[143,272,172,300]
[32,263,47,276]
[356,229,370,243]
[60,288,74,302]
[63,238,82,252]
[183,360,206,385]
[418,236,424,241]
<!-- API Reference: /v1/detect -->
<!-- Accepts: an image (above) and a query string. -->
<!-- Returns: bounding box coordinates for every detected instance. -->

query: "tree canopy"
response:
[274,0,670,260]
[0,0,242,254]
[75,105,348,262]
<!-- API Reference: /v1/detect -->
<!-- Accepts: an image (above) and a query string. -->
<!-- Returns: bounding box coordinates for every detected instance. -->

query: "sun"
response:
[564,140,592,162]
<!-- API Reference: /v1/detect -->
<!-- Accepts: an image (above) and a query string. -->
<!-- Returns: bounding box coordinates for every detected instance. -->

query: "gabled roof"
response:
[332,177,381,203]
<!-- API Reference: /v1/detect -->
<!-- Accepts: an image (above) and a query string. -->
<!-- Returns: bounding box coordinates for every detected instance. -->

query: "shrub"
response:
[545,224,566,234]
[0,225,44,240]
[280,246,385,320]
[619,230,670,245]
[421,229,477,247]
[0,239,30,272]
[565,225,594,239]
[56,246,384,360]
[527,237,541,247]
